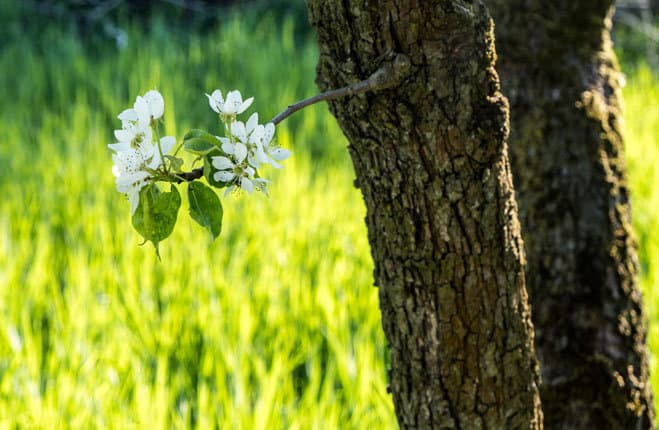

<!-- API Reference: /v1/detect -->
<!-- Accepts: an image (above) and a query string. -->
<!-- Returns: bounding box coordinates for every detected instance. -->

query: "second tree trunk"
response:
[488,1,655,428]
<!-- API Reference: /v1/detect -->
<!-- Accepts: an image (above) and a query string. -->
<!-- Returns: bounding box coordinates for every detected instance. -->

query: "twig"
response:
[270,54,411,125]
[177,54,411,181]
[175,168,204,183]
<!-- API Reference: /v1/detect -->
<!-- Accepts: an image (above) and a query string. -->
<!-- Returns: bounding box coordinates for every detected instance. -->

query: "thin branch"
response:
[270,78,373,125]
[177,54,411,180]
[175,168,204,183]
[270,53,410,125]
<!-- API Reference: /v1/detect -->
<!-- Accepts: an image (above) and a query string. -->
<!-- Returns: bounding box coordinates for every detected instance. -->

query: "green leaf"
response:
[188,181,223,240]
[183,129,220,155]
[182,129,213,141]
[132,184,182,257]
[165,155,184,173]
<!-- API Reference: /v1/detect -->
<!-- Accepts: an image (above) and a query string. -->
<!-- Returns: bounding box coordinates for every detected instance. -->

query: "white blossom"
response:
[211,155,256,195]
[142,90,165,120]
[111,136,176,214]
[252,122,291,169]
[109,124,152,153]
[112,148,151,214]
[206,89,254,117]
[110,90,165,152]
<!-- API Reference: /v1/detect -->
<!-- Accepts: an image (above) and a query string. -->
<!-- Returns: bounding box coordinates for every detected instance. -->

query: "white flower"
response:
[111,136,176,214]
[110,90,165,152]
[131,90,165,126]
[253,122,291,169]
[230,112,259,143]
[115,89,164,131]
[210,156,235,182]
[217,136,248,164]
[142,90,165,120]
[202,98,289,197]
[211,155,256,195]
[112,148,151,214]
[109,124,152,153]
[252,177,270,194]
[206,89,254,117]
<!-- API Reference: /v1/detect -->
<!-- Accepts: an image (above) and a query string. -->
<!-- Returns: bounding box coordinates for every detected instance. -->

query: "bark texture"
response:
[487,1,655,428]
[305,1,542,428]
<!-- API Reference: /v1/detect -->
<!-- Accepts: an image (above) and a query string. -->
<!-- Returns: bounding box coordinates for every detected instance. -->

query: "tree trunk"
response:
[305,1,542,428]
[487,1,655,428]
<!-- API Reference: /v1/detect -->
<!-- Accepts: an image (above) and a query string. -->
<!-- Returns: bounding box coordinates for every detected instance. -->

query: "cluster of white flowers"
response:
[109,88,291,220]
[109,90,175,214]
[206,89,291,195]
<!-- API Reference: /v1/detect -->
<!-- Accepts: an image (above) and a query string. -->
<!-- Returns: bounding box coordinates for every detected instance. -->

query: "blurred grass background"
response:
[0,1,657,428]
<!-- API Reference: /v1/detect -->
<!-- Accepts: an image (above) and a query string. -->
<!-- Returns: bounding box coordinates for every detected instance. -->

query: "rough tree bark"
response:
[305,1,542,428]
[487,1,655,428]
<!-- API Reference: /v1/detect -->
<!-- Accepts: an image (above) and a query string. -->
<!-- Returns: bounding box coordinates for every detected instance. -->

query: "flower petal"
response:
[144,90,164,119]
[116,171,149,189]
[262,123,275,146]
[159,136,176,155]
[247,154,261,169]
[206,90,223,113]
[134,96,151,128]
[231,121,247,142]
[270,147,292,161]
[108,142,131,152]
[268,158,282,169]
[246,112,258,134]
[114,129,132,142]
[253,178,269,194]
[225,90,242,114]
[250,124,265,145]
[118,108,138,123]
[238,97,254,114]
[212,156,234,170]
[240,177,254,194]
[214,171,235,183]
[220,139,234,154]
[128,189,141,215]
[211,89,223,102]
[255,146,270,164]
[234,142,248,164]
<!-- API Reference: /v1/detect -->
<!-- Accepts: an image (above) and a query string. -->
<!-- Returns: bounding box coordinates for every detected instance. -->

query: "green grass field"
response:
[0,9,657,429]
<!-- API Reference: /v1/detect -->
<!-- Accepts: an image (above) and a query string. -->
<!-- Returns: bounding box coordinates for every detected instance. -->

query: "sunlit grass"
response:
[623,63,659,410]
[0,13,394,428]
[0,8,657,428]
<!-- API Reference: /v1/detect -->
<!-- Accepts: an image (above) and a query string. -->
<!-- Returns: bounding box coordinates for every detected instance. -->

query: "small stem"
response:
[172,141,184,157]
[153,122,167,173]
[269,53,410,125]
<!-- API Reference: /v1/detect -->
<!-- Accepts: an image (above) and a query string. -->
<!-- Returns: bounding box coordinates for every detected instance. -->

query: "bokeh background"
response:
[0,0,656,427]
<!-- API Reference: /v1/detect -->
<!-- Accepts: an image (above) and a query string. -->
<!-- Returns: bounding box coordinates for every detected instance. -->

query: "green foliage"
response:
[165,154,185,173]
[132,184,182,257]
[188,182,223,240]
[183,129,221,155]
